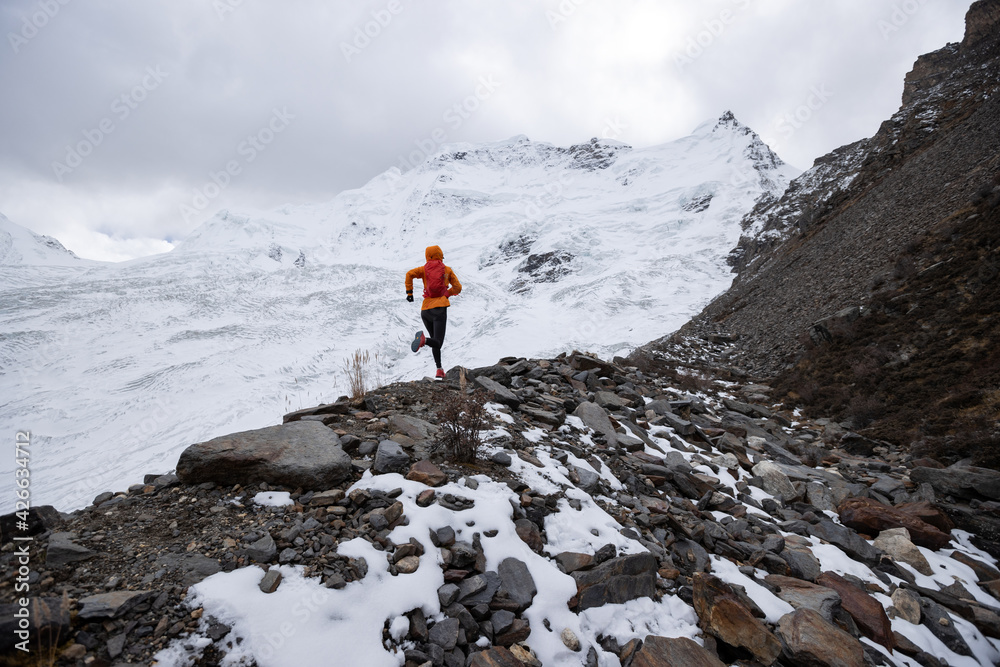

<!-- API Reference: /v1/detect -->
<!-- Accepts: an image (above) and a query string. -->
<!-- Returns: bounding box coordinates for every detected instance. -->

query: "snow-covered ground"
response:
[0,113,799,513]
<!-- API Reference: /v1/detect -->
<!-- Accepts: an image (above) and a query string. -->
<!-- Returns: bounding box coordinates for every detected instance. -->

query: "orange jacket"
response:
[406,245,462,310]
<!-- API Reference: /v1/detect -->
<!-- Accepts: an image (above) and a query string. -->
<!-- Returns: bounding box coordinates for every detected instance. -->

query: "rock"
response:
[514,519,544,553]
[895,500,955,533]
[837,497,951,550]
[692,573,782,665]
[476,375,520,408]
[0,598,71,654]
[572,553,658,611]
[560,627,581,651]
[554,551,594,574]
[658,411,696,436]
[595,391,627,409]
[468,647,527,667]
[573,401,618,447]
[491,609,515,634]
[259,569,282,593]
[495,618,531,646]
[498,557,537,611]
[491,451,513,466]
[156,552,222,586]
[519,405,565,426]
[406,459,447,486]
[176,421,350,489]
[571,466,601,493]
[396,556,420,574]
[309,489,345,506]
[890,588,922,624]
[388,414,439,441]
[107,632,126,659]
[777,608,865,667]
[630,635,725,667]
[751,461,797,500]
[246,533,277,563]
[77,590,152,620]
[807,520,882,565]
[950,550,1000,582]
[429,617,460,651]
[460,572,501,606]
[815,572,893,650]
[910,464,1000,501]
[781,547,821,582]
[45,532,94,567]
[672,539,710,575]
[920,598,973,656]
[873,528,933,575]
[373,440,410,475]
[438,583,460,607]
[764,575,842,622]
[282,398,351,423]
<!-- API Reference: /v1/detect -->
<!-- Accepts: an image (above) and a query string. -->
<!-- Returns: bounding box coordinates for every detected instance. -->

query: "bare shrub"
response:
[849,394,884,429]
[438,390,489,463]
[341,349,386,400]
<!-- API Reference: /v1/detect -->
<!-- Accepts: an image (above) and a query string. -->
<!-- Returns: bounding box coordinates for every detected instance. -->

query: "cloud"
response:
[0,0,972,260]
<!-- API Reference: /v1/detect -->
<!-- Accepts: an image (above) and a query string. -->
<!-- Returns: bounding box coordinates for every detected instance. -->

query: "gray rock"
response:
[781,548,821,582]
[460,572,501,606]
[156,552,221,586]
[751,461,797,500]
[279,548,297,564]
[910,465,1000,501]
[658,411,696,436]
[107,633,127,659]
[438,583,460,607]
[45,532,94,567]
[246,533,277,563]
[490,610,515,635]
[388,414,439,441]
[490,451,512,466]
[595,391,627,409]
[874,528,933,575]
[93,491,114,506]
[870,476,905,497]
[176,421,350,489]
[373,440,410,475]
[572,466,601,493]
[765,575,842,622]
[645,399,673,416]
[77,591,152,619]
[498,557,537,611]
[572,553,658,611]
[259,569,282,593]
[429,617,460,651]
[921,598,973,656]
[808,520,881,565]
[476,375,520,408]
[572,401,618,447]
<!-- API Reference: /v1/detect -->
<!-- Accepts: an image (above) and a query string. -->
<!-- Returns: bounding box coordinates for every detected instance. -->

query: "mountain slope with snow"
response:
[0,112,798,512]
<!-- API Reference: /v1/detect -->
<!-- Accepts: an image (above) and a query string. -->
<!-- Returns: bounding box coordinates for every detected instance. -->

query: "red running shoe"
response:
[435,368,445,379]
[411,331,426,353]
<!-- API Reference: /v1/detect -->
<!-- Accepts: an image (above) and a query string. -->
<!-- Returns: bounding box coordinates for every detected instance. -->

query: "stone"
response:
[396,556,420,574]
[751,461,797,500]
[156,552,222,586]
[630,635,725,667]
[495,617,531,646]
[77,590,152,620]
[920,598,973,656]
[373,440,410,475]
[491,609,515,635]
[873,528,933,575]
[672,538,710,575]
[468,647,527,667]
[573,401,618,447]
[895,501,955,534]
[554,551,594,574]
[259,569,282,593]
[476,375,520,408]
[692,573,782,665]
[807,520,882,565]
[491,451,513,466]
[514,519,544,553]
[498,557,537,611]
[658,411,696,436]
[777,608,865,667]
[460,572,501,606]
[950,550,1000,582]
[890,588,921,624]
[388,414,438,441]
[406,459,447,486]
[815,572,893,650]
[764,575,842,622]
[176,421,350,489]
[572,466,601,493]
[910,464,1000,501]
[560,627,581,651]
[595,390,627,408]
[282,398,351,423]
[438,583,460,607]
[838,496,951,550]
[781,547,821,582]
[572,553,658,611]
[429,617,460,651]
[107,632,126,659]
[246,533,277,563]
[45,532,94,567]
[310,489,345,506]
[508,645,541,666]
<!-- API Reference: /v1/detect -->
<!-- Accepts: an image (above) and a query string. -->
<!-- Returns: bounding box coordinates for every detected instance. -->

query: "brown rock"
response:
[405,460,448,487]
[692,573,782,665]
[494,618,531,646]
[816,571,894,650]
[777,608,865,667]
[631,635,725,667]
[894,501,955,533]
[416,489,436,507]
[514,519,544,553]
[837,497,951,550]
[468,647,527,667]
[554,551,593,574]
[950,550,1000,582]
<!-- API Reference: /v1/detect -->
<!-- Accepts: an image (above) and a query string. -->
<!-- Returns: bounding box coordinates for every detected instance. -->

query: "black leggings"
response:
[421,307,447,369]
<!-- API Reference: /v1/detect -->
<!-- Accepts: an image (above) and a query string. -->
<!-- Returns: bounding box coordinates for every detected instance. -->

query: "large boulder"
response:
[873,528,933,575]
[571,553,657,611]
[777,608,865,667]
[572,401,618,448]
[910,465,1000,501]
[373,440,410,475]
[837,497,951,550]
[176,421,350,489]
[764,575,842,622]
[631,635,725,667]
[692,573,782,665]
[815,572,893,650]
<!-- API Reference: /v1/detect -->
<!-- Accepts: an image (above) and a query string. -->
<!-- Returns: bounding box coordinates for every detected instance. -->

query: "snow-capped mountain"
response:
[0,112,799,512]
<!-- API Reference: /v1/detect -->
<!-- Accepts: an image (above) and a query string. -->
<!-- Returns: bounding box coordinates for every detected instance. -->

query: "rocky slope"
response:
[5,349,1000,666]
[653,0,1000,381]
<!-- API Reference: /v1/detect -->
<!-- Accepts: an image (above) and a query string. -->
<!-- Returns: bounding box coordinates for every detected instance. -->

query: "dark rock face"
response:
[910,465,1000,502]
[176,421,350,489]
[571,553,658,611]
[692,573,782,665]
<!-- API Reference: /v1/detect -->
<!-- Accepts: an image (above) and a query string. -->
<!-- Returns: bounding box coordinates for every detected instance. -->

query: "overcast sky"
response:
[0,0,973,261]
